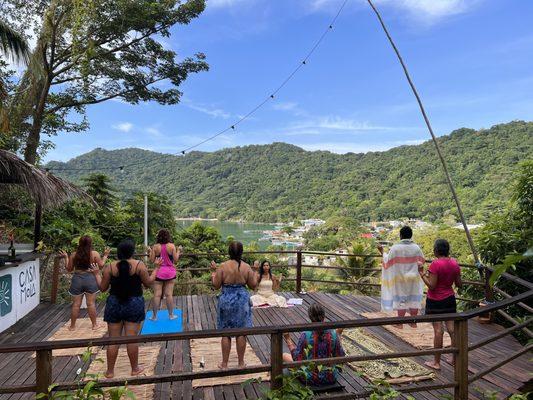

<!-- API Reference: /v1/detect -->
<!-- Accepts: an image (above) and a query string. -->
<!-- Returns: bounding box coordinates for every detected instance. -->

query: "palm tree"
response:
[0,20,30,64]
[337,241,381,295]
[82,173,117,211]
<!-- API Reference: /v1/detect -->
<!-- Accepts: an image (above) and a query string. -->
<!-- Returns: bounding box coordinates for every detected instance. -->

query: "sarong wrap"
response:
[381,240,425,311]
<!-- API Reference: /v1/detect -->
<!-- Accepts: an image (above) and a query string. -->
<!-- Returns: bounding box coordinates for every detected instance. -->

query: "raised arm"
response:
[211,261,223,290]
[59,250,73,272]
[148,245,156,263]
[172,245,182,264]
[93,248,110,268]
[246,265,259,290]
[90,263,111,292]
[139,259,161,287]
[418,262,438,290]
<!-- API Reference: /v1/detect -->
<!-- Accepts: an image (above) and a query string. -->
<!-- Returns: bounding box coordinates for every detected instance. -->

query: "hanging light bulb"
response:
[181,150,186,155]
[119,166,124,174]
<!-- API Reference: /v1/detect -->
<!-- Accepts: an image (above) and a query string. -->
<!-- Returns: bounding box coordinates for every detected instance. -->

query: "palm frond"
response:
[0,149,94,207]
[0,19,30,64]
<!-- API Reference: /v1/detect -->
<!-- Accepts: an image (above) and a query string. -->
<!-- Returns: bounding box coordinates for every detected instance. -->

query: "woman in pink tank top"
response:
[418,239,462,371]
[148,229,182,320]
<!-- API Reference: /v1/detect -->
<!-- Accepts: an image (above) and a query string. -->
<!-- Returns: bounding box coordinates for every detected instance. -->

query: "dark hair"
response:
[228,241,243,262]
[434,239,450,257]
[308,303,326,337]
[116,240,136,301]
[258,260,272,284]
[399,226,413,239]
[308,303,325,322]
[73,235,92,270]
[156,229,172,244]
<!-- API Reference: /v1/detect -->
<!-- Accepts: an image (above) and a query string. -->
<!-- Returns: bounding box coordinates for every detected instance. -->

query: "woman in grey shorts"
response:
[59,236,109,330]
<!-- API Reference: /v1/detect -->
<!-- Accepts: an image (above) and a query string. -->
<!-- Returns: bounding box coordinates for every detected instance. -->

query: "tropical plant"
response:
[336,240,380,295]
[82,173,116,211]
[0,19,29,63]
[1,0,208,163]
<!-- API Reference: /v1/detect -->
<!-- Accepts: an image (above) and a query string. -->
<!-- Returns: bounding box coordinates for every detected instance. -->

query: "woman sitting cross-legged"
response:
[90,239,161,378]
[282,303,345,387]
[250,260,287,308]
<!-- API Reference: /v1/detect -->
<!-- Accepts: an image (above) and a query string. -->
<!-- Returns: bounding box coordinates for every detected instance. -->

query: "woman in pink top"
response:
[418,239,462,370]
[148,229,182,320]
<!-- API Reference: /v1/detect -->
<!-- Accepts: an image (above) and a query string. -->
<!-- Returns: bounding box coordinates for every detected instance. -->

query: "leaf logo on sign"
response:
[0,275,12,317]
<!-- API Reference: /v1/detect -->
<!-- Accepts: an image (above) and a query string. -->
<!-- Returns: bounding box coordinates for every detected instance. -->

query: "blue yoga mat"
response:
[141,309,183,335]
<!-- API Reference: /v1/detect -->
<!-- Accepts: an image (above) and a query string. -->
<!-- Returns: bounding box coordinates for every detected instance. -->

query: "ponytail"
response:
[116,260,131,302]
[115,239,136,302]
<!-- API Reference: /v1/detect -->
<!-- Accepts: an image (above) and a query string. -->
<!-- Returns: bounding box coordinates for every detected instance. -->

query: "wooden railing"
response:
[49,249,486,303]
[26,250,532,399]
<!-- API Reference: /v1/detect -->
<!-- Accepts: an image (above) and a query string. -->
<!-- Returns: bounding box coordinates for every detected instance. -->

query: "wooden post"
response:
[296,251,302,294]
[50,256,60,304]
[270,331,283,391]
[454,319,469,400]
[36,349,52,395]
[33,201,42,250]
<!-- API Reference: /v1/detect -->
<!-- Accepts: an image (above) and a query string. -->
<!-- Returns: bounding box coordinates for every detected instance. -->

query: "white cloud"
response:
[300,142,392,153]
[183,100,231,119]
[208,0,249,9]
[300,138,426,154]
[310,0,482,23]
[272,101,308,116]
[284,116,396,135]
[146,127,163,138]
[112,122,134,133]
[380,0,477,20]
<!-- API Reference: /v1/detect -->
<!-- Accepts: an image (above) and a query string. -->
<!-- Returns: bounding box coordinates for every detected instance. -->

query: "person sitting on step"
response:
[282,303,345,387]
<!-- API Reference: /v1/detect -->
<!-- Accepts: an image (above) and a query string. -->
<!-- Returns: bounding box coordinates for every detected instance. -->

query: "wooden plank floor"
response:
[0,293,530,399]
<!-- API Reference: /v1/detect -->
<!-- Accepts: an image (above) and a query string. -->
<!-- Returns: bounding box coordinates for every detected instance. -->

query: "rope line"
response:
[48,0,350,172]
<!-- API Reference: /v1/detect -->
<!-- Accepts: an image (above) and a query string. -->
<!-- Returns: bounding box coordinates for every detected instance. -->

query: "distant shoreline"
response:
[175,218,287,225]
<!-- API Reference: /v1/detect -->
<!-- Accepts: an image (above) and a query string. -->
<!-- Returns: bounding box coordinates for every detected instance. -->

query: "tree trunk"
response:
[23,77,50,164]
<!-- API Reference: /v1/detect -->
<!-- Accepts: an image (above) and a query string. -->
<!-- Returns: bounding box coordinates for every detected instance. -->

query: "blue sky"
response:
[46,0,533,162]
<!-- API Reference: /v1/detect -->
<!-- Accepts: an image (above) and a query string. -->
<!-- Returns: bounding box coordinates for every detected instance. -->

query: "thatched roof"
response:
[0,149,93,207]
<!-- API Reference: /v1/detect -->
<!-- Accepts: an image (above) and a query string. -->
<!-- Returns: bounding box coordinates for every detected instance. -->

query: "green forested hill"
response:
[47,121,533,222]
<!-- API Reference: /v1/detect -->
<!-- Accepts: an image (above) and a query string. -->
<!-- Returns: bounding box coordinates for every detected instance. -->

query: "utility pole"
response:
[144,194,148,262]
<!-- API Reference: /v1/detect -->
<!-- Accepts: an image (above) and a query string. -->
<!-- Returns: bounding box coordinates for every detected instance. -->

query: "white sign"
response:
[0,258,40,333]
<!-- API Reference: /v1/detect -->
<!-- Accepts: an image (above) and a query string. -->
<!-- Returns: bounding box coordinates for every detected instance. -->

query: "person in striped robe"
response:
[378,226,425,329]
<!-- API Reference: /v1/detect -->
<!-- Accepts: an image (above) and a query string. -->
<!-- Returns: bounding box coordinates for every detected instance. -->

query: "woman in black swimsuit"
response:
[91,240,161,378]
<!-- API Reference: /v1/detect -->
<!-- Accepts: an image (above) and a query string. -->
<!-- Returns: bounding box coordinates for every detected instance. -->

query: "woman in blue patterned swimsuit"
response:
[211,241,258,369]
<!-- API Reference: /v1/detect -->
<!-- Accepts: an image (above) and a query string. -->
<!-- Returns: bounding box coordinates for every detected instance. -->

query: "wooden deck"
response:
[0,293,530,399]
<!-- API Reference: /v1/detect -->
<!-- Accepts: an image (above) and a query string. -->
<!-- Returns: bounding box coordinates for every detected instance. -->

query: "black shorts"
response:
[155,277,175,282]
[425,295,457,315]
[104,295,145,323]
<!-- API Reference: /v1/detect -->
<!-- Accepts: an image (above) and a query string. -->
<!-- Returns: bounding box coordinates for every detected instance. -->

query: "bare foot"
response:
[424,361,441,370]
[104,371,114,379]
[169,314,178,320]
[149,315,157,321]
[92,324,100,330]
[131,366,145,376]
[444,356,454,366]
[68,325,76,331]
[238,363,246,368]
[218,363,228,370]
[393,324,403,329]
[408,323,417,328]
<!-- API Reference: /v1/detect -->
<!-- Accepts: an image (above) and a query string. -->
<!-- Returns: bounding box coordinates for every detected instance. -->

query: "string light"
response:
[47,0,350,173]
